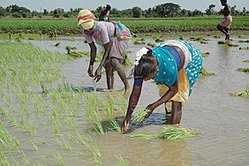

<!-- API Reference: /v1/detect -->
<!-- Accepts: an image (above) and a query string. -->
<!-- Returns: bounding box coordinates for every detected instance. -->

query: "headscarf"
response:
[77,9,95,30]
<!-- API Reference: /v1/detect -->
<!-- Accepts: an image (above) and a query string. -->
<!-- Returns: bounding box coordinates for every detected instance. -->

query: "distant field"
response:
[0,16,249,34]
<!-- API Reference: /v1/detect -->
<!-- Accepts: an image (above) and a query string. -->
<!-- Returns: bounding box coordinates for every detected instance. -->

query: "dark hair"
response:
[106,4,111,10]
[134,48,158,79]
[220,0,227,4]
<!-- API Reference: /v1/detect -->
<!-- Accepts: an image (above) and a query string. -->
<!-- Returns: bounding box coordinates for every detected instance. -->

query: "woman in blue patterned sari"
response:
[121,40,203,132]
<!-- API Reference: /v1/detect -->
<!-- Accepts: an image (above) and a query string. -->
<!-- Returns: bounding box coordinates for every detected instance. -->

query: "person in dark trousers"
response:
[99,4,111,22]
[121,40,203,132]
[217,0,232,40]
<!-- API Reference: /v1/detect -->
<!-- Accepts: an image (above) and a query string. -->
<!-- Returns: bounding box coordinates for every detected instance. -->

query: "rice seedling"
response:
[156,127,200,140]
[242,60,249,63]
[201,52,210,57]
[129,133,154,140]
[238,40,249,43]
[227,42,239,47]
[128,126,200,141]
[230,85,249,97]
[54,152,66,166]
[200,67,215,76]
[239,47,249,50]
[131,109,150,125]
[147,42,156,47]
[122,53,132,66]
[116,156,128,166]
[217,40,227,44]
[236,68,249,73]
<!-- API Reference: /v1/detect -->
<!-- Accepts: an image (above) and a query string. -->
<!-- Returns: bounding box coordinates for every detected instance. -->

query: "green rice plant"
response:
[122,53,132,66]
[134,40,146,45]
[129,133,154,140]
[156,127,200,140]
[128,127,200,141]
[238,40,249,43]
[32,142,38,151]
[227,42,239,47]
[242,60,249,63]
[132,109,150,125]
[201,52,210,57]
[236,68,249,73]
[217,40,226,44]
[155,38,163,43]
[200,67,215,76]
[147,42,156,47]
[54,42,60,47]
[100,95,116,121]
[0,124,20,150]
[108,120,121,132]
[115,95,128,116]
[54,152,66,166]
[116,156,128,166]
[230,85,249,97]
[239,47,249,50]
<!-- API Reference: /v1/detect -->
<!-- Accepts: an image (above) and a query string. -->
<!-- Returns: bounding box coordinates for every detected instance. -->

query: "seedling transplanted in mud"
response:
[242,60,249,63]
[0,42,109,165]
[200,67,215,76]
[230,85,249,97]
[129,126,200,141]
[236,68,249,73]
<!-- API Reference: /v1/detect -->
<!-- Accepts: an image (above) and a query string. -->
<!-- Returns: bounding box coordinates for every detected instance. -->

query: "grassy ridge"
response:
[0,16,249,34]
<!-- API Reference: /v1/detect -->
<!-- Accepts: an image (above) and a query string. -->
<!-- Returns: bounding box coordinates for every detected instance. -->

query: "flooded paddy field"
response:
[1,32,249,165]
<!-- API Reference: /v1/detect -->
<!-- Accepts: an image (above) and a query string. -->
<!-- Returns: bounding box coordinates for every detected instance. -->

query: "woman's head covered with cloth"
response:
[77,9,95,30]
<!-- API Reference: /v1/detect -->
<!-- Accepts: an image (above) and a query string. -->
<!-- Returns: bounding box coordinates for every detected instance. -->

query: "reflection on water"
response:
[2,35,249,165]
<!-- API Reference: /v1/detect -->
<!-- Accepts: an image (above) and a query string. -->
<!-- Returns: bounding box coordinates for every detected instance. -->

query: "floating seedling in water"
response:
[155,38,163,43]
[202,52,210,57]
[54,42,60,47]
[122,53,132,66]
[155,126,200,140]
[116,156,128,166]
[227,42,239,47]
[218,40,226,44]
[239,47,249,50]
[238,40,249,43]
[200,67,215,76]
[134,40,146,45]
[230,85,249,97]
[129,126,200,141]
[242,60,249,63]
[147,42,156,48]
[236,68,249,73]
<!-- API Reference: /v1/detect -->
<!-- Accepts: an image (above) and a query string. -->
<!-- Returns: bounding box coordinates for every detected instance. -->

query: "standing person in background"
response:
[78,9,131,94]
[121,40,203,132]
[217,0,232,40]
[99,4,111,22]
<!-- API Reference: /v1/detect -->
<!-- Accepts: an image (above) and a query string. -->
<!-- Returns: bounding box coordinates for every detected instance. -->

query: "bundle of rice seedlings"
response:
[132,109,150,125]
[155,127,199,141]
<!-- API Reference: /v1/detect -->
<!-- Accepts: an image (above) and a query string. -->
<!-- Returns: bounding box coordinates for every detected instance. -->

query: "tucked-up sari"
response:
[152,40,203,103]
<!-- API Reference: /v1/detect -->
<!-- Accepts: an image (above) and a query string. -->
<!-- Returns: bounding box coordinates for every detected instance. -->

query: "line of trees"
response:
[0,3,248,18]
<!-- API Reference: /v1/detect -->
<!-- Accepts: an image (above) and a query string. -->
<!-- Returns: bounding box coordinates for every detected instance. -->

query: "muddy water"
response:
[6,35,249,165]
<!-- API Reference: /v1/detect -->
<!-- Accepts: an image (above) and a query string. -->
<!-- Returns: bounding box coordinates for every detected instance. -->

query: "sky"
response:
[1,0,248,12]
